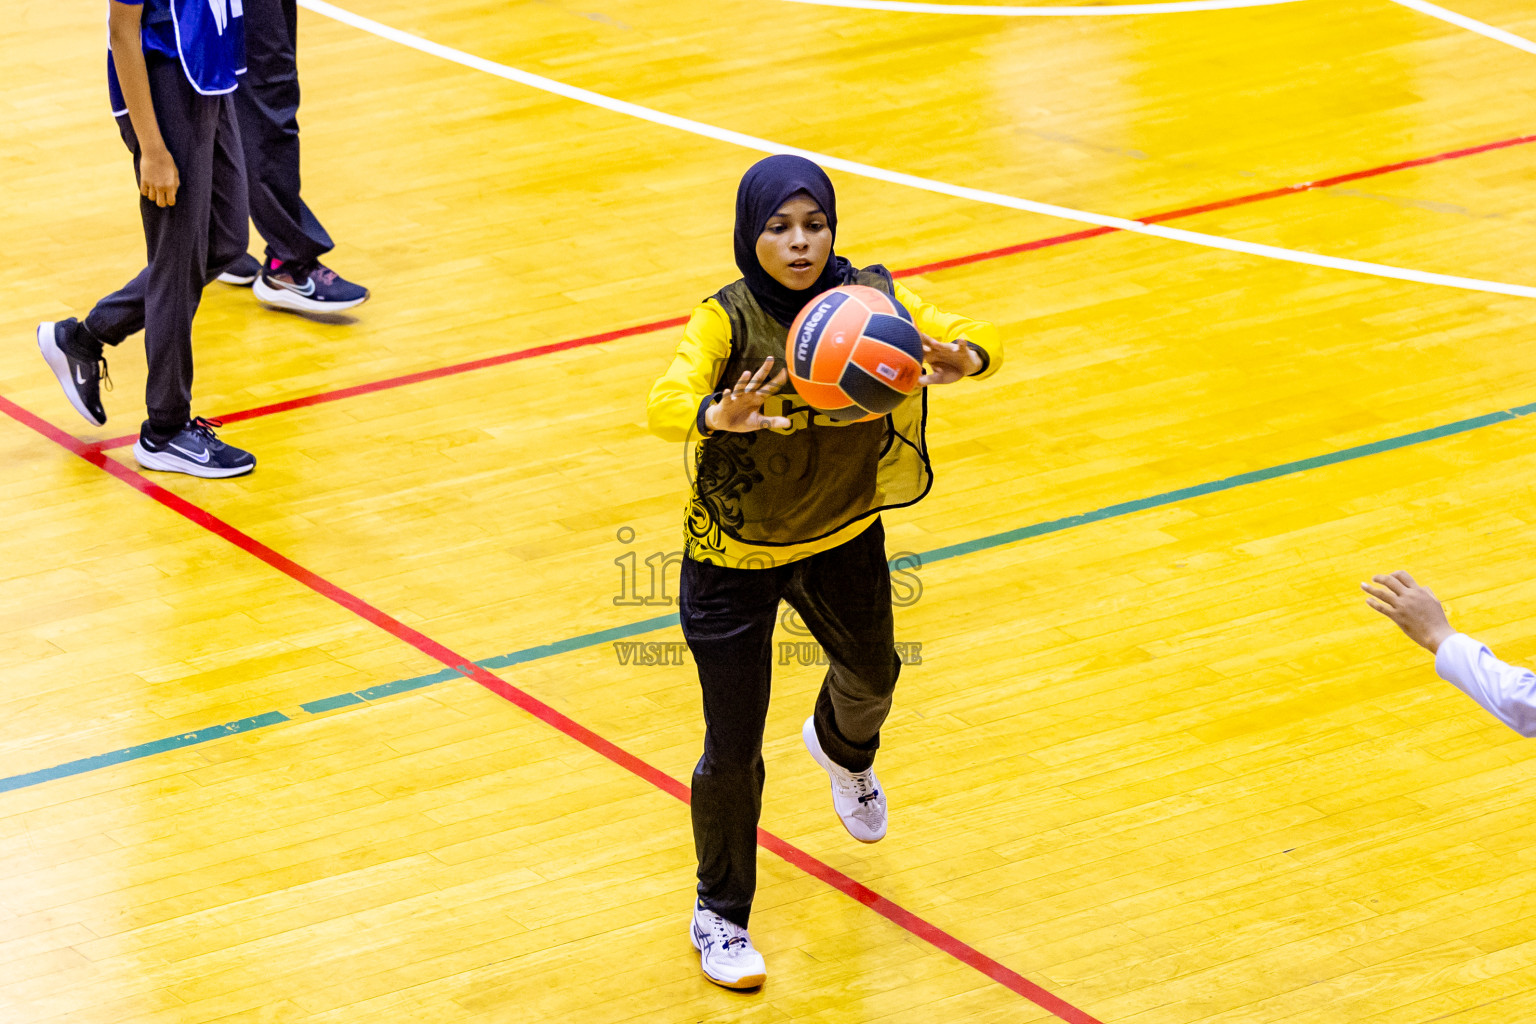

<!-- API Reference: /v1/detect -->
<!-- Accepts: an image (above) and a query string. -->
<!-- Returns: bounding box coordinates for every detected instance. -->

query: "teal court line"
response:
[4,400,1534,797]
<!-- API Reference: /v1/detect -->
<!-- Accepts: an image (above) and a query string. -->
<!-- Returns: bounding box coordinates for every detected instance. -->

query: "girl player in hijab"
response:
[647,155,1002,988]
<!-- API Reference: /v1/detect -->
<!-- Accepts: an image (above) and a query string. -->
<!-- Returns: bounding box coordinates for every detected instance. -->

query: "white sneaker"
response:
[802,716,887,843]
[690,903,766,989]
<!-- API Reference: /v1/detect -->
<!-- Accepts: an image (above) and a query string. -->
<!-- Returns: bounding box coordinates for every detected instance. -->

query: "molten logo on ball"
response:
[795,298,837,367]
[785,285,923,422]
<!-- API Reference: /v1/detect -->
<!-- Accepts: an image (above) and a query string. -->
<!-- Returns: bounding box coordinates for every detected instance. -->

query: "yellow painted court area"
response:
[4,0,1536,1020]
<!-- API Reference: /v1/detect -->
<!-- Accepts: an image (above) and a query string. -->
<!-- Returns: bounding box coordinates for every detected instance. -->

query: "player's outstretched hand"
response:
[918,333,982,386]
[1362,570,1456,654]
[705,357,792,433]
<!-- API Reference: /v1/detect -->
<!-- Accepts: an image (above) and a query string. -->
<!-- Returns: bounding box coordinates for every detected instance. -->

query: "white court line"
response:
[298,0,1536,300]
[1386,0,1536,55]
[780,0,1306,16]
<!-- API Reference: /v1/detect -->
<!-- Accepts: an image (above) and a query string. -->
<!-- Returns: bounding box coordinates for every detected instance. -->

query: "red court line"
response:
[0,389,1106,1024]
[220,320,692,428]
[87,129,1536,453]
[88,317,691,451]
[893,131,1536,275]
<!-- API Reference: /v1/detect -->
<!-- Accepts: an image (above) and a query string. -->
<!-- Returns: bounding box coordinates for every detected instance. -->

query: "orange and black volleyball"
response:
[785,285,924,422]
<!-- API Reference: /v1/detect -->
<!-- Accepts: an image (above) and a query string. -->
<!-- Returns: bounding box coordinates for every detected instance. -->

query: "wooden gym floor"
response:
[4,0,1536,1020]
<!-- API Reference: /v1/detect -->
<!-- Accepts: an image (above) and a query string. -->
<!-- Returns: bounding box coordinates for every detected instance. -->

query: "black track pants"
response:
[84,54,249,440]
[681,518,901,928]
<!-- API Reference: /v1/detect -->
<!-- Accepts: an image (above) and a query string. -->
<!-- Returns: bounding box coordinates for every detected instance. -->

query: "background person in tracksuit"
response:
[214,0,369,313]
[38,0,255,477]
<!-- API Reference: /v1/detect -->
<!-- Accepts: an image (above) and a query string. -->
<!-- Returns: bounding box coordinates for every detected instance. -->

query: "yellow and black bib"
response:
[684,266,932,564]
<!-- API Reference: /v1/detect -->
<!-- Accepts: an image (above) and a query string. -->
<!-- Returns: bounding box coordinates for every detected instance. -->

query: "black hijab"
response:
[734,155,857,326]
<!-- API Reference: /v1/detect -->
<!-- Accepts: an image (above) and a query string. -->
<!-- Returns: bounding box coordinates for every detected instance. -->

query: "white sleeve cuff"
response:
[1434,632,1479,683]
[1435,632,1536,737]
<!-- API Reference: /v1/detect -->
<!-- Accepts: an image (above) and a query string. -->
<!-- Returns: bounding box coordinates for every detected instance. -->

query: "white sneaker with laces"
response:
[802,716,887,843]
[690,903,766,989]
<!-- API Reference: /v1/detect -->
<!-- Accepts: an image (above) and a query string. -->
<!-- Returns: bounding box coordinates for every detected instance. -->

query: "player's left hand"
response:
[918,333,982,386]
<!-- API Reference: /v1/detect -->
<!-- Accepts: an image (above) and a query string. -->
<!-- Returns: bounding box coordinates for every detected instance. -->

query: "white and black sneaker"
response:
[690,903,766,989]
[37,320,110,427]
[216,252,262,286]
[253,257,369,313]
[802,716,887,843]
[132,418,255,478]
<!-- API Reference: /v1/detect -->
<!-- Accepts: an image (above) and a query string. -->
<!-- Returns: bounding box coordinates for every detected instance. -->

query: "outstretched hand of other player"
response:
[918,333,983,386]
[705,357,792,433]
[1362,570,1456,654]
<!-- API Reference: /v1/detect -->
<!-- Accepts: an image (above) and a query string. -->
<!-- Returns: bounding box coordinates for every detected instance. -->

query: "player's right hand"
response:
[705,357,791,433]
[140,148,180,208]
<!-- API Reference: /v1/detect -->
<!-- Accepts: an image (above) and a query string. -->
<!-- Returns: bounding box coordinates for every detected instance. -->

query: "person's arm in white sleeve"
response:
[1363,569,1536,737]
[1434,633,1536,737]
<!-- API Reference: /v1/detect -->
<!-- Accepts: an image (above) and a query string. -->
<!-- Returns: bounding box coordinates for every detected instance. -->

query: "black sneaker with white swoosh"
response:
[133,418,256,478]
[37,320,110,427]
[253,257,369,313]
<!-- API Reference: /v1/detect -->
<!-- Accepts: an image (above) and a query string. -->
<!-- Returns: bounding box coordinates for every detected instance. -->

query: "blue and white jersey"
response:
[109,0,246,114]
